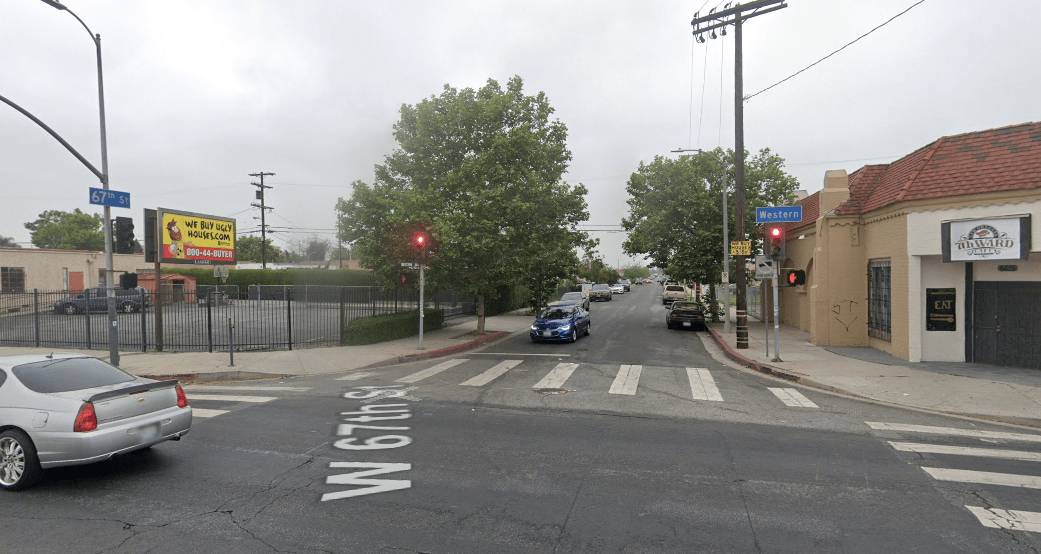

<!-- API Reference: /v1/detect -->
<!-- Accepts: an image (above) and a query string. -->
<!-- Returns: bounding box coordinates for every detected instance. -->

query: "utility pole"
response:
[691,0,787,349]
[249,172,275,269]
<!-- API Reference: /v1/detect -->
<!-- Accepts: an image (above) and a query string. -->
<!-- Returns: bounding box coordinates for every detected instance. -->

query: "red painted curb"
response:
[707,328,799,382]
[397,331,509,363]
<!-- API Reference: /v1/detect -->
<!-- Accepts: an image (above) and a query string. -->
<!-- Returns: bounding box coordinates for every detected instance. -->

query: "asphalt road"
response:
[3,284,1040,553]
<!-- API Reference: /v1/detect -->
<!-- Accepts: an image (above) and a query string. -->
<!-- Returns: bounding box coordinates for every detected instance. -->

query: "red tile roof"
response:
[835,122,1041,216]
[785,190,820,233]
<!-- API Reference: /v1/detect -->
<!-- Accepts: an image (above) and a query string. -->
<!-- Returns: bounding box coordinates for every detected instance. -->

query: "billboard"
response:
[157,208,236,265]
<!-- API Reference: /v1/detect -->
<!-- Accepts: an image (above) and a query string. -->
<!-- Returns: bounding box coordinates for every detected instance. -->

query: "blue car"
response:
[530,303,591,343]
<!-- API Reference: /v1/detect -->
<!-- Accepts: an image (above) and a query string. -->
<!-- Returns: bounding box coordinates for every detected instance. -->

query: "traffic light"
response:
[781,269,806,287]
[399,270,416,286]
[119,272,138,289]
[413,232,428,261]
[114,217,135,254]
[766,224,785,261]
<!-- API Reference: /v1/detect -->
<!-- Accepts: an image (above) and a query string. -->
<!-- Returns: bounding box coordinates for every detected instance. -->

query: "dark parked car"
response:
[558,292,590,311]
[589,284,612,302]
[530,304,590,343]
[666,301,706,331]
[617,279,631,292]
[54,287,151,315]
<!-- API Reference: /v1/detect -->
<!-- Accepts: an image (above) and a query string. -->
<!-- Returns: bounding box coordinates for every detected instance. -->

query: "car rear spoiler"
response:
[87,380,180,403]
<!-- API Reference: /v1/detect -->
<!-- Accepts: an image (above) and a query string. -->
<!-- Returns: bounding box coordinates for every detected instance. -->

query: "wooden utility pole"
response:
[691,0,786,349]
[250,172,275,269]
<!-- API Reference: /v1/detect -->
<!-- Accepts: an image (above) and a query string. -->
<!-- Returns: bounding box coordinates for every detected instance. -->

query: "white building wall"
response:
[907,199,1041,363]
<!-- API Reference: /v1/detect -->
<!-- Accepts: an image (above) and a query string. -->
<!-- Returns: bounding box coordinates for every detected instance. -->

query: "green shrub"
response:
[342,308,444,346]
[162,267,375,288]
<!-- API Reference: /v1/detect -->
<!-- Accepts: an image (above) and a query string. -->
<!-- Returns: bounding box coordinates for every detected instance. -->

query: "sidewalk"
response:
[0,311,535,383]
[706,316,1041,428]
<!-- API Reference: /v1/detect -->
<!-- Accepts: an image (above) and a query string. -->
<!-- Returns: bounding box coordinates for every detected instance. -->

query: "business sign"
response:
[89,187,131,208]
[158,208,236,265]
[730,241,752,256]
[926,288,956,331]
[755,206,802,223]
[941,215,1031,262]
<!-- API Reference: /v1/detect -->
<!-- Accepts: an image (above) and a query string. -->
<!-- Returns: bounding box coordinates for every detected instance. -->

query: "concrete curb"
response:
[138,370,293,384]
[706,328,802,382]
[396,331,509,364]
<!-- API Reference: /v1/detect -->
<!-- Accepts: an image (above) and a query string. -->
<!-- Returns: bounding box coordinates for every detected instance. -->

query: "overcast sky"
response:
[2,0,1037,269]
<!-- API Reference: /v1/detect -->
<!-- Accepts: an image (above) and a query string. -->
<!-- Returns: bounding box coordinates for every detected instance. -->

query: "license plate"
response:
[683,322,691,327]
[130,422,160,441]
[541,331,551,337]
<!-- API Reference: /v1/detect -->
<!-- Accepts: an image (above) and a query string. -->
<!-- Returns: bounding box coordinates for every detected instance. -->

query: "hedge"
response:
[342,308,444,346]
[161,267,376,288]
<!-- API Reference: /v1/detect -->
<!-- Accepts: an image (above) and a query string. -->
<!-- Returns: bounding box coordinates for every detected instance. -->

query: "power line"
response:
[745,0,927,101]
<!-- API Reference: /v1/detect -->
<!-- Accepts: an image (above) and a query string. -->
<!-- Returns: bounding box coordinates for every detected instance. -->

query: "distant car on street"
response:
[662,284,687,305]
[617,279,631,291]
[558,292,590,311]
[0,353,192,490]
[54,287,151,315]
[530,304,590,343]
[589,284,612,302]
[666,301,706,331]
[610,283,625,295]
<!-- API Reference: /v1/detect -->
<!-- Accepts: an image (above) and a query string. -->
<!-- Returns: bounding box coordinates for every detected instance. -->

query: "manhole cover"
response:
[533,388,568,395]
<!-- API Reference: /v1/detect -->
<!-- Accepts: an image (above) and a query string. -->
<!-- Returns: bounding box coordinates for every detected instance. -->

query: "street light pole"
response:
[671,148,732,332]
[40,0,119,366]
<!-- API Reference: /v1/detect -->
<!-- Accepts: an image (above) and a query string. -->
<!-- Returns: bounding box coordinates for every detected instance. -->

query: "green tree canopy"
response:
[622,148,799,286]
[622,265,651,281]
[0,235,20,248]
[24,208,104,251]
[338,76,593,331]
[235,235,286,263]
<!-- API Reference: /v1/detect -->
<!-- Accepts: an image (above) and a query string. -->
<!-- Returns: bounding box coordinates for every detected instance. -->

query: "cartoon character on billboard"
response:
[166,218,192,259]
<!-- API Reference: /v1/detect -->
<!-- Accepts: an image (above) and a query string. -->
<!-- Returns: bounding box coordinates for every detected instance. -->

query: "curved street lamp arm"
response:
[0,92,106,183]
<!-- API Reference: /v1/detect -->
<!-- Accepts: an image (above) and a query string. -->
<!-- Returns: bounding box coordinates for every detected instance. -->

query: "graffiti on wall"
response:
[832,300,858,332]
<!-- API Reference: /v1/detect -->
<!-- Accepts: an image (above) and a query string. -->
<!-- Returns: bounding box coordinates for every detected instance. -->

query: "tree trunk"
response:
[476,294,486,335]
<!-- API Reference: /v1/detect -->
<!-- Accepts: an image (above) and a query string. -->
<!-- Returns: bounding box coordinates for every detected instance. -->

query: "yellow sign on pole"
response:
[730,241,752,256]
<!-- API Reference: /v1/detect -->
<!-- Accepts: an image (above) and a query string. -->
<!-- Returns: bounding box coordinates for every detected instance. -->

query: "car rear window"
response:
[592,285,609,290]
[13,357,135,393]
[666,286,685,291]
[673,303,702,312]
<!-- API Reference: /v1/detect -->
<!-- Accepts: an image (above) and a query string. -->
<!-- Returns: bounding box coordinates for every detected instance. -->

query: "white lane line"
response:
[967,506,1041,533]
[469,353,570,357]
[186,394,277,403]
[337,372,375,381]
[768,387,818,408]
[609,365,643,395]
[922,467,1041,489]
[185,386,310,392]
[533,363,580,389]
[191,408,229,418]
[889,442,1041,462]
[395,359,469,384]
[686,367,723,401]
[460,360,523,387]
[867,422,1041,443]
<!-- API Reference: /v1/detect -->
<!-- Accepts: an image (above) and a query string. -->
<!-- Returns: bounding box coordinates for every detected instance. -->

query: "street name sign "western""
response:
[756,206,802,223]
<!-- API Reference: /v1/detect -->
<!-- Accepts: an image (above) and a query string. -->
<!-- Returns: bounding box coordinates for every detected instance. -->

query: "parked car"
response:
[617,279,631,292]
[54,287,151,315]
[558,291,590,311]
[662,284,687,305]
[666,301,706,331]
[589,284,612,302]
[610,283,625,294]
[0,353,192,490]
[530,304,590,343]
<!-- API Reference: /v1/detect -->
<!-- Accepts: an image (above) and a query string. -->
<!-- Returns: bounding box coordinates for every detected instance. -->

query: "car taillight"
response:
[74,402,98,432]
[176,384,189,408]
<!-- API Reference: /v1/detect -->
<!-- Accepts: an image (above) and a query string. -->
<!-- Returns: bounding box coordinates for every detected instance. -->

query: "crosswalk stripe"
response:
[533,363,579,389]
[966,506,1041,533]
[609,365,643,395]
[187,394,277,403]
[867,422,1041,443]
[337,372,375,381]
[192,408,229,418]
[922,467,1041,489]
[768,387,818,408]
[889,442,1041,462]
[395,359,468,384]
[686,367,723,401]
[185,386,310,392]
[460,360,523,387]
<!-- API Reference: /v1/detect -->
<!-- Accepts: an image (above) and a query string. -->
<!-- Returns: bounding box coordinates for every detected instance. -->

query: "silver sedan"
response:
[0,353,192,490]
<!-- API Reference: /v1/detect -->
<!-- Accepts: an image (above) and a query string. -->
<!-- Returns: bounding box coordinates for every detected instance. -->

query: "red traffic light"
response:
[770,227,781,238]
[415,234,425,246]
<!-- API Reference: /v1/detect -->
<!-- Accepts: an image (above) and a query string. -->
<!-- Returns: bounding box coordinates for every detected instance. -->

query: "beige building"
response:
[776,122,1040,369]
[0,247,151,293]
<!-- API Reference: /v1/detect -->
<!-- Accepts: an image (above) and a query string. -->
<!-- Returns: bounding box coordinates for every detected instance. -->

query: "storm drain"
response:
[533,388,569,395]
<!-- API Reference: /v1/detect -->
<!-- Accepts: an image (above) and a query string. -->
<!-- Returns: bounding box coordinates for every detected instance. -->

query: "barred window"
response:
[867,259,891,341]
[1,267,25,293]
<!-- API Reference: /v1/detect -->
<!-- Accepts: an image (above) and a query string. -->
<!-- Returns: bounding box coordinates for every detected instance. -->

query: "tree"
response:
[235,235,285,263]
[622,265,650,281]
[0,235,20,248]
[304,236,331,261]
[621,148,798,319]
[24,209,105,251]
[338,76,593,333]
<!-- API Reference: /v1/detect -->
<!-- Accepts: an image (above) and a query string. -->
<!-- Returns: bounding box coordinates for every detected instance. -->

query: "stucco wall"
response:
[0,248,151,290]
